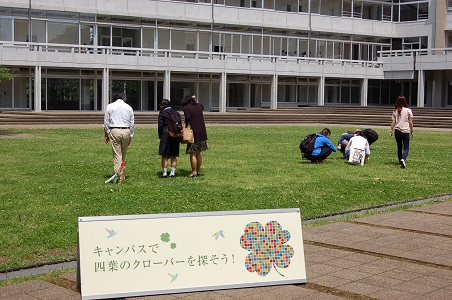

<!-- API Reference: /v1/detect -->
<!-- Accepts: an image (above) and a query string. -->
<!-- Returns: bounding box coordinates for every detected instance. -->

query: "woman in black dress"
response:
[182,95,208,177]
[158,99,181,178]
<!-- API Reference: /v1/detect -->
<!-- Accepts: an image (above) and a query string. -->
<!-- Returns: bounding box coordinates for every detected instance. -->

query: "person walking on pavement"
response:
[103,91,134,182]
[390,95,413,168]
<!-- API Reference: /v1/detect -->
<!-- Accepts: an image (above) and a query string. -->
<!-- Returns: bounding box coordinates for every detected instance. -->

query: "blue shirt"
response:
[311,133,337,156]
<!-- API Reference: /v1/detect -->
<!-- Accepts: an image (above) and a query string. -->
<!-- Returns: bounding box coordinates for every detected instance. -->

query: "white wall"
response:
[395,22,433,39]
[0,0,436,43]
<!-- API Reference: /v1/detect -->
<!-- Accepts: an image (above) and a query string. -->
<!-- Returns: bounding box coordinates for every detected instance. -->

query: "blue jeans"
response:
[394,129,410,161]
[338,133,354,156]
[338,133,354,146]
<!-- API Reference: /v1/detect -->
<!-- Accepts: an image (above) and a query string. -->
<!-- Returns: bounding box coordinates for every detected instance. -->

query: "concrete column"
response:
[361,78,368,107]
[417,70,425,108]
[318,76,325,105]
[34,66,41,112]
[163,70,170,100]
[270,74,278,109]
[435,0,446,48]
[432,71,443,107]
[219,72,227,113]
[102,68,109,111]
[154,79,158,111]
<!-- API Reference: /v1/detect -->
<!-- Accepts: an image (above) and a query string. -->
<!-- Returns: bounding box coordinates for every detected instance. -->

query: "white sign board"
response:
[78,208,306,299]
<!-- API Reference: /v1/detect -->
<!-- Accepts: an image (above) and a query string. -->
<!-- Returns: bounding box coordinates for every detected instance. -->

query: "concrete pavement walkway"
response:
[1,200,451,300]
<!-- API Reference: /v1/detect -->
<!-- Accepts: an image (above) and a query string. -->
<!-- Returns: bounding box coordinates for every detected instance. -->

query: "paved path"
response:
[1,200,451,299]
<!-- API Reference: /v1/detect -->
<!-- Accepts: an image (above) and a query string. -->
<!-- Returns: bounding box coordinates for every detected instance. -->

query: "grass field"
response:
[0,125,451,270]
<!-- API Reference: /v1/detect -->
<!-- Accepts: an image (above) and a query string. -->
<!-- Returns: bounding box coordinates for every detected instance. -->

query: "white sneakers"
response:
[400,159,406,168]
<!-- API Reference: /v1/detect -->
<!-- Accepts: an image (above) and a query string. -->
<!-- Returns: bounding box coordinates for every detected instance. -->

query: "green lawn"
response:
[0,126,451,270]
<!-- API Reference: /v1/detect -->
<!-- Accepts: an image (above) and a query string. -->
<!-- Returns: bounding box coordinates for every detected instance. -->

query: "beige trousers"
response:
[109,128,131,173]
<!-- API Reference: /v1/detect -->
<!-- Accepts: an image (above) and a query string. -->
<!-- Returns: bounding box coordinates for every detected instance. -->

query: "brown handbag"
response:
[182,124,194,144]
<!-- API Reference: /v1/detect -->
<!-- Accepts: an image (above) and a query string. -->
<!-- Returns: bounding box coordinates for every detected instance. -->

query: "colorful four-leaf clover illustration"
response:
[240,221,294,276]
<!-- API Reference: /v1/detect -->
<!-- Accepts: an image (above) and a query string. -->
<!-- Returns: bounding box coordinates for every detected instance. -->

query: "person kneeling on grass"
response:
[337,130,355,159]
[345,129,370,166]
[304,128,337,163]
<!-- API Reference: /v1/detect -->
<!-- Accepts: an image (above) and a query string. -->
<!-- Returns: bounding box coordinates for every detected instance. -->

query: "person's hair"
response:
[181,95,196,106]
[160,98,170,108]
[321,128,331,136]
[394,96,408,116]
[113,92,124,101]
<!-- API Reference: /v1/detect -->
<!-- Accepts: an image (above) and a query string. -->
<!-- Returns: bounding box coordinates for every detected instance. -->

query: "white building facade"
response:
[0,0,451,112]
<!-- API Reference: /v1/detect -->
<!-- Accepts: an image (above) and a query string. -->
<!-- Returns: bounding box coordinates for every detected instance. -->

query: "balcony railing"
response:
[0,41,383,69]
[379,48,452,57]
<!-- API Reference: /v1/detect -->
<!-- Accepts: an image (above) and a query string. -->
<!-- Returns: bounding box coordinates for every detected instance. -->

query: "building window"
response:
[31,20,46,43]
[362,2,380,20]
[382,4,392,21]
[48,22,79,44]
[353,1,362,18]
[447,32,452,47]
[46,78,80,110]
[299,0,309,13]
[400,3,418,22]
[418,3,428,20]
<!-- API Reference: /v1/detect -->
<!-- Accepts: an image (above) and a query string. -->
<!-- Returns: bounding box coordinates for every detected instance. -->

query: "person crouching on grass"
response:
[304,128,337,163]
[345,129,370,166]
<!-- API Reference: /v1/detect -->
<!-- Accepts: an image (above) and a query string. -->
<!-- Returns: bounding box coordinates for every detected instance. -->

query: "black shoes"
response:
[160,174,176,178]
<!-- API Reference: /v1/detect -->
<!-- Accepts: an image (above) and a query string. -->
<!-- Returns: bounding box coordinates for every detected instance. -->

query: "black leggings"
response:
[305,147,333,162]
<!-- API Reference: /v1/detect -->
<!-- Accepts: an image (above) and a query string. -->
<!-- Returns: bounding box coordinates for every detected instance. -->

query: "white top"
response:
[392,107,413,134]
[103,99,135,137]
[345,135,370,156]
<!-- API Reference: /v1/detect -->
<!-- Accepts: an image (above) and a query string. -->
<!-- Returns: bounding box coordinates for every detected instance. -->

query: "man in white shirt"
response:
[345,129,370,166]
[103,92,134,183]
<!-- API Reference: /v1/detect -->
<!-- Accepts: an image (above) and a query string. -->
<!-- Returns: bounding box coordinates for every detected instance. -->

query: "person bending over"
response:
[345,129,370,166]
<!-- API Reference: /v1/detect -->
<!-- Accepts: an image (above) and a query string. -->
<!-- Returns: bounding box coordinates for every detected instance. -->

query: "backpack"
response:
[362,128,378,145]
[299,133,317,154]
[167,109,184,138]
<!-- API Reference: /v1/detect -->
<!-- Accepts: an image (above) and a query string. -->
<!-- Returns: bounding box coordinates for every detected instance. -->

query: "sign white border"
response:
[78,208,306,300]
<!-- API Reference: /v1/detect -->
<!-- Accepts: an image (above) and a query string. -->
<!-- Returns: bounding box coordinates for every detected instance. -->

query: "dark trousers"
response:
[394,129,410,161]
[305,147,333,162]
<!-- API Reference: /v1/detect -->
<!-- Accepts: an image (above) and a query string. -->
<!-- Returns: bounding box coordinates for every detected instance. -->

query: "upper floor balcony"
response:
[0,41,384,79]
[378,48,452,79]
[0,0,433,38]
